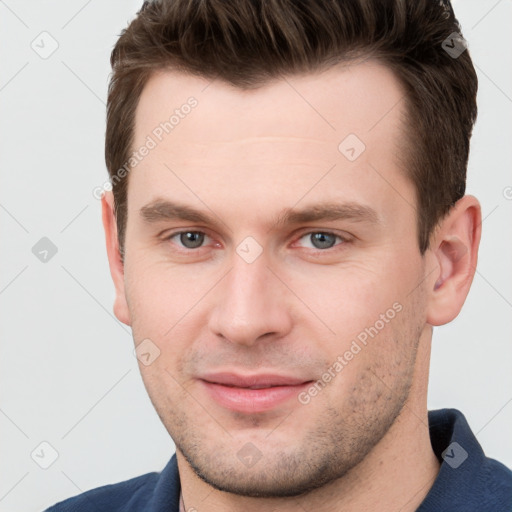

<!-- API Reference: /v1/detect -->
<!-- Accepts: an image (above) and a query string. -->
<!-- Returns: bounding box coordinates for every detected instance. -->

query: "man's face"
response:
[117,61,430,496]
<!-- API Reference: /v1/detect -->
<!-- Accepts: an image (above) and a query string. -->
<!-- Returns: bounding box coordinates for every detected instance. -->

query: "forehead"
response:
[128,60,412,225]
[134,60,406,148]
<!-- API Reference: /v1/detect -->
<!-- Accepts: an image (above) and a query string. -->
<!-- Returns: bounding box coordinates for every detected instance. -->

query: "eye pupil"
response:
[180,231,204,249]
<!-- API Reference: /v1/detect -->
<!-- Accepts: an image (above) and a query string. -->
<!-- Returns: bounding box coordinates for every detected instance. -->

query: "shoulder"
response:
[420,408,512,511]
[481,456,512,508]
[44,471,160,511]
[43,454,181,512]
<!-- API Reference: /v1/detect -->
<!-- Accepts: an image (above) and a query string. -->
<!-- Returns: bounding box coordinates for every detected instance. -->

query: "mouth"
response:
[198,372,314,413]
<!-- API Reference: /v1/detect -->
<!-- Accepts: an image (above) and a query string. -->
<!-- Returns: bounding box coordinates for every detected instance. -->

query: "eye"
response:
[163,230,349,253]
[166,231,210,249]
[295,231,346,250]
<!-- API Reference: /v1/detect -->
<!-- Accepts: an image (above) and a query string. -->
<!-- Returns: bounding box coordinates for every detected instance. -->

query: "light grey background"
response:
[1,1,511,510]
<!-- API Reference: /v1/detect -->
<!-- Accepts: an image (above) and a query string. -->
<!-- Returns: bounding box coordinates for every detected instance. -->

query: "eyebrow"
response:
[139,198,380,229]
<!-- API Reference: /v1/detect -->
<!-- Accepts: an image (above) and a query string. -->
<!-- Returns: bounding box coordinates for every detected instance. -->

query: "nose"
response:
[208,251,293,347]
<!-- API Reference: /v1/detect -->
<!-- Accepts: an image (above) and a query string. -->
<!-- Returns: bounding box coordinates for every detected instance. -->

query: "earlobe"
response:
[101,191,131,326]
[426,195,481,326]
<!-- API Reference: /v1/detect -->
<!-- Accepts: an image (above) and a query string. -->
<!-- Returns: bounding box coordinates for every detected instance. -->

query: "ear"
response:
[425,195,482,326]
[101,191,131,326]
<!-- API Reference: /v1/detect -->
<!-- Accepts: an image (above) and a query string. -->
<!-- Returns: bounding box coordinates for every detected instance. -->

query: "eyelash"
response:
[162,229,350,253]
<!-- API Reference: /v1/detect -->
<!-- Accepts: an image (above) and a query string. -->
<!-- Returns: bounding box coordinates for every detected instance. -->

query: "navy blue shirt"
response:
[45,408,512,511]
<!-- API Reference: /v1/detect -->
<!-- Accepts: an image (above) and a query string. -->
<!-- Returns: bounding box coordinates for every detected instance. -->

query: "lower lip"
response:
[200,380,312,413]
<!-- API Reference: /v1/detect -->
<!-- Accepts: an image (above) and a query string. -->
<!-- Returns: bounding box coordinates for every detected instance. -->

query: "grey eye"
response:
[306,232,338,250]
[178,231,205,249]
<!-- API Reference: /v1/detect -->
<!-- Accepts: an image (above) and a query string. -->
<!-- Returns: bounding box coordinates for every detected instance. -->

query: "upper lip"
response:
[199,372,312,388]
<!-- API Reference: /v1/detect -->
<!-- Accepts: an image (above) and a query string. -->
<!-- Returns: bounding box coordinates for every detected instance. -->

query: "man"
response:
[46,0,512,510]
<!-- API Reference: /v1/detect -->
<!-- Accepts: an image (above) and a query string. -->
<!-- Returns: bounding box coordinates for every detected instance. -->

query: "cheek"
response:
[322,302,420,411]
[124,258,209,337]
[284,256,411,333]
[288,255,421,387]
[124,261,216,393]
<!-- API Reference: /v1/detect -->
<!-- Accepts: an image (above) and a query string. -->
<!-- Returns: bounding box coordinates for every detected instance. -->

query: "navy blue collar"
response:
[417,408,510,510]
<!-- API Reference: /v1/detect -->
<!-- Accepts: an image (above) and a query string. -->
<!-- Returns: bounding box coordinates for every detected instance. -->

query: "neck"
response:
[178,331,440,512]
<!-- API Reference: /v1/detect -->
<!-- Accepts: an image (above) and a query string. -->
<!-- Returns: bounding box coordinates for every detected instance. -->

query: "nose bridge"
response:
[229,250,270,307]
[208,246,291,346]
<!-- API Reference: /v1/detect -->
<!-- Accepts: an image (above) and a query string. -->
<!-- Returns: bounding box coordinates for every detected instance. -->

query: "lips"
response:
[201,372,310,388]
[198,372,313,413]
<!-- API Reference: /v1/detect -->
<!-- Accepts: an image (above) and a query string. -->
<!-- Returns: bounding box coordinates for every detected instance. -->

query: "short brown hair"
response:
[105,0,477,258]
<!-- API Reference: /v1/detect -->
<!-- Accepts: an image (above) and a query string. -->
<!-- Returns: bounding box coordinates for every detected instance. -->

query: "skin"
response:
[102,60,481,511]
